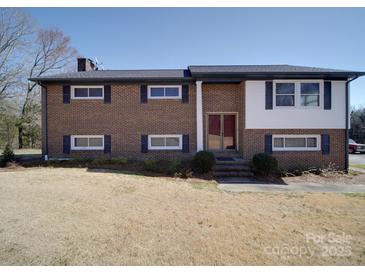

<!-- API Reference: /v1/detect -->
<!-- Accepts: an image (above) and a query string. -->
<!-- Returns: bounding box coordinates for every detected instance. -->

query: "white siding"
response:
[245,80,346,129]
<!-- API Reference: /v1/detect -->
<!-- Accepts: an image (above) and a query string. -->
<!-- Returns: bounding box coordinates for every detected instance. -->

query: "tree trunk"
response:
[18,126,23,149]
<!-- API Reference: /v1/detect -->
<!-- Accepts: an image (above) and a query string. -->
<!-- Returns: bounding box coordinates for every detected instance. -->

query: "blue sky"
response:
[26,8,365,107]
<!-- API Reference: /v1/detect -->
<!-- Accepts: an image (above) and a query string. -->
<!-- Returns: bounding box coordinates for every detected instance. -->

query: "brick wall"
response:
[45,83,196,160]
[202,83,244,152]
[43,81,346,170]
[242,129,346,170]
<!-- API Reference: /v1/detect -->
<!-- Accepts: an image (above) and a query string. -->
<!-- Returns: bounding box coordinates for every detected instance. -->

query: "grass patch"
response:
[344,192,365,200]
[13,149,42,160]
[190,180,218,191]
[350,164,365,169]
[0,168,364,265]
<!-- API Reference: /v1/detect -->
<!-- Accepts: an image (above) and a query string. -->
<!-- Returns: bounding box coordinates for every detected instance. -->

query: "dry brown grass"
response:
[0,167,364,265]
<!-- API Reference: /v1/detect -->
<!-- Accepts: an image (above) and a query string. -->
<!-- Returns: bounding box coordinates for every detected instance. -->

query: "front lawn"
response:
[0,167,364,265]
[351,164,365,169]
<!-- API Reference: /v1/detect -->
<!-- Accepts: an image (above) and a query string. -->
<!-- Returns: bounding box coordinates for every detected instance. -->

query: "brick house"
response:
[30,58,364,170]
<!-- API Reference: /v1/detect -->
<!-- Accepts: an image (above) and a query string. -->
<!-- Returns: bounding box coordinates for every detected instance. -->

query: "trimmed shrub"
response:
[193,151,216,173]
[91,157,128,166]
[110,157,128,165]
[252,153,278,176]
[2,144,15,164]
[169,159,182,175]
[144,159,158,172]
[91,157,110,166]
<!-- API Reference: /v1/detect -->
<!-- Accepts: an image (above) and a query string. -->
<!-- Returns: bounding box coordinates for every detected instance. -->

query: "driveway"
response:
[219,182,365,193]
[349,153,365,165]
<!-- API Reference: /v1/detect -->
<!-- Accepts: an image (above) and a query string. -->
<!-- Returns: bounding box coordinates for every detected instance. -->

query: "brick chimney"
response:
[77,58,96,72]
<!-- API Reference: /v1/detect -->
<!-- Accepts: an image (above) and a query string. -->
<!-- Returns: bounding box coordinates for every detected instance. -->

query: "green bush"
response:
[144,159,157,172]
[91,157,109,165]
[91,156,128,166]
[1,144,15,164]
[193,151,216,173]
[169,159,182,175]
[252,153,278,176]
[110,157,128,165]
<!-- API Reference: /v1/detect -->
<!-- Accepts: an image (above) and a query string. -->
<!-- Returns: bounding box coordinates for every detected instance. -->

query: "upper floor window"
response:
[300,83,320,107]
[148,85,182,99]
[71,135,104,150]
[274,81,322,108]
[275,83,295,106]
[71,86,104,99]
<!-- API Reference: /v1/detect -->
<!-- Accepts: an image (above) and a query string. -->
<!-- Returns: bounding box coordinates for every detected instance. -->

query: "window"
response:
[148,135,182,150]
[273,81,322,108]
[301,83,320,106]
[71,86,104,99]
[275,83,295,106]
[71,135,104,150]
[272,135,320,151]
[148,86,182,99]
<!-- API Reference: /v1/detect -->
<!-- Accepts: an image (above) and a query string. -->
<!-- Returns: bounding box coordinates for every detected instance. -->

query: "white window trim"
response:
[71,86,104,100]
[148,134,183,150]
[272,134,321,152]
[71,135,104,150]
[147,85,182,99]
[273,80,323,109]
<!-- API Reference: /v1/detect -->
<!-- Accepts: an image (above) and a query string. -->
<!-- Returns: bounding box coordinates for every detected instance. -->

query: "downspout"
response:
[38,81,49,161]
[345,76,358,171]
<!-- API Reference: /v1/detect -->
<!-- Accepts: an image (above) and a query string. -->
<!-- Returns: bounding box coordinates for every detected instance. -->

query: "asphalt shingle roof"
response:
[188,64,356,74]
[30,69,190,81]
[29,65,364,82]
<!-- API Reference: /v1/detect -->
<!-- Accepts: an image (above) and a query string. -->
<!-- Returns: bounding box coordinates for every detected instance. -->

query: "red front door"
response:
[208,114,236,151]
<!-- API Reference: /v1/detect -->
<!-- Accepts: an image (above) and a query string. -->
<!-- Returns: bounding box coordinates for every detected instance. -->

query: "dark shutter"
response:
[63,85,71,104]
[140,85,147,103]
[63,135,71,154]
[265,81,273,109]
[141,135,148,153]
[182,85,189,103]
[322,134,330,155]
[104,85,111,104]
[104,135,111,153]
[264,134,272,154]
[324,81,332,110]
[182,134,189,153]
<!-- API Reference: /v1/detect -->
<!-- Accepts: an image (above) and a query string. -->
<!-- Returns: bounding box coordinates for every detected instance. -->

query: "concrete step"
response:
[214,165,251,171]
[214,171,254,177]
[217,177,259,184]
[215,159,250,165]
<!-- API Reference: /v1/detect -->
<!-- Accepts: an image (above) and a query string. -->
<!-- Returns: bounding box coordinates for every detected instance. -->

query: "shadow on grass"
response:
[86,168,145,176]
[85,167,215,181]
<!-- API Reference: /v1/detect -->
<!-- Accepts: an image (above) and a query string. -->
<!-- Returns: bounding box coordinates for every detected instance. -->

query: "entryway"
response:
[207,113,237,151]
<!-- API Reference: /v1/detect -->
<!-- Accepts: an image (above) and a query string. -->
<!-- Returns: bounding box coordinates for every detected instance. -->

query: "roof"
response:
[29,65,365,83]
[188,64,356,74]
[30,69,191,82]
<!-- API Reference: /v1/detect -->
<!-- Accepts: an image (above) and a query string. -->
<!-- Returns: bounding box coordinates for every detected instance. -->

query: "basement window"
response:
[272,135,320,151]
[71,135,104,150]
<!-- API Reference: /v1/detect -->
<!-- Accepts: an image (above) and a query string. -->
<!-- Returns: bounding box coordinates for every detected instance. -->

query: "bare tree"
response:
[17,28,78,148]
[0,8,33,98]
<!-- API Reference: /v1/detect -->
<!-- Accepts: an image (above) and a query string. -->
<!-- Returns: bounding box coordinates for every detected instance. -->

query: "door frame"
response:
[205,112,239,151]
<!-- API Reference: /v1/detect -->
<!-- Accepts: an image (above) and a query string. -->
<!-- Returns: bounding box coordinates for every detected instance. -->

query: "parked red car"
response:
[349,139,365,154]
